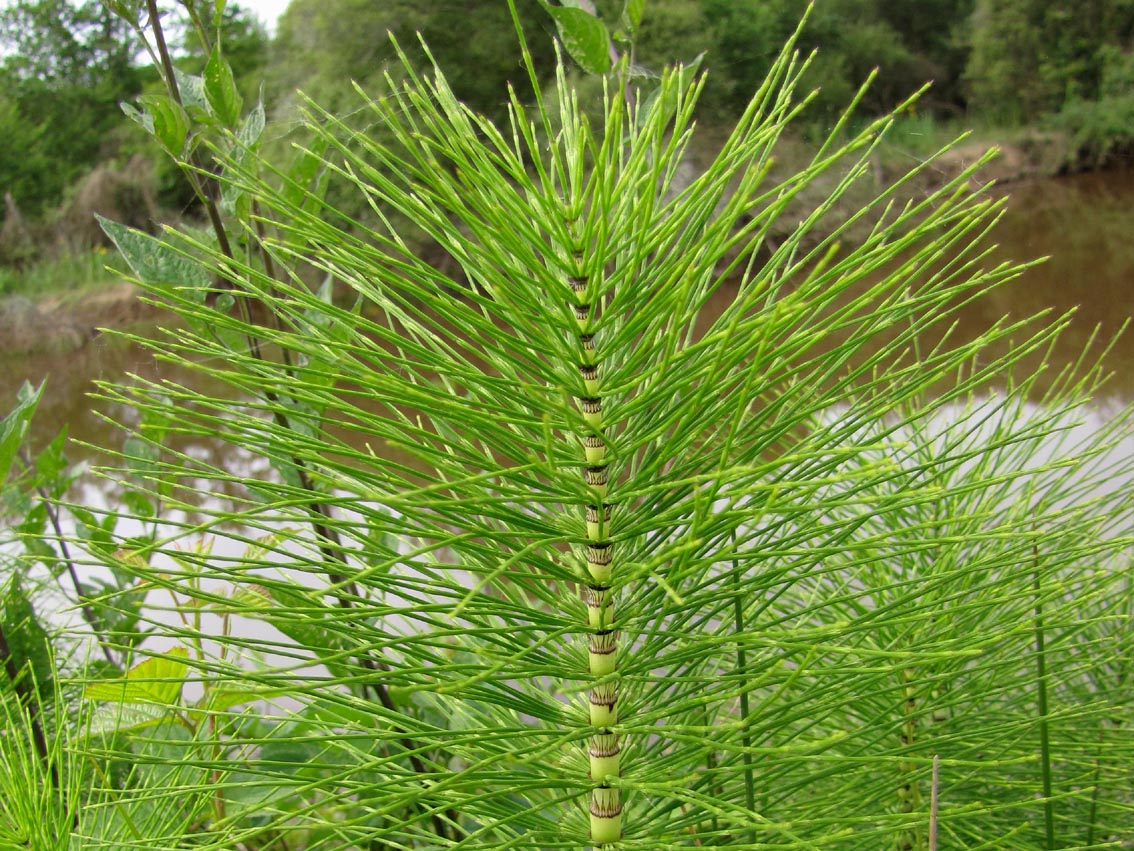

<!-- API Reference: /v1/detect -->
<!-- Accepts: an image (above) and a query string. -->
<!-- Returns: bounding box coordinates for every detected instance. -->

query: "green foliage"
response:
[2,3,1134,850]
[0,0,143,215]
[74,7,1134,848]
[968,0,1134,126]
[0,682,78,851]
[1049,44,1134,168]
[268,0,555,118]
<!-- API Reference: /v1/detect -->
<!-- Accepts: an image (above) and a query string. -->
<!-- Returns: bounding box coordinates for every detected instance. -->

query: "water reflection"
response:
[979,171,1134,395]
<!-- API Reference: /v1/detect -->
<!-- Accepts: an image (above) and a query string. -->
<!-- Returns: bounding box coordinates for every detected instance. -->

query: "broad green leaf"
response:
[80,701,168,737]
[101,0,140,26]
[622,0,644,31]
[83,647,189,706]
[34,427,74,500]
[138,93,190,156]
[539,2,612,74]
[227,585,353,681]
[97,217,212,299]
[69,504,118,556]
[173,68,210,115]
[281,136,331,221]
[0,382,41,484]
[237,97,265,153]
[120,99,153,134]
[204,44,242,128]
[0,575,53,702]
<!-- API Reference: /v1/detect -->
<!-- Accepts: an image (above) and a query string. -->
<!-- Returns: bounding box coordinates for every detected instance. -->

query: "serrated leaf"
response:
[539,2,612,75]
[120,99,153,133]
[102,0,140,26]
[204,44,242,128]
[97,218,212,298]
[83,646,189,706]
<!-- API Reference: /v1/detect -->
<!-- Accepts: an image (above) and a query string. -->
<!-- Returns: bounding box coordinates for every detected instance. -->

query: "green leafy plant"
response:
[1,1,1127,849]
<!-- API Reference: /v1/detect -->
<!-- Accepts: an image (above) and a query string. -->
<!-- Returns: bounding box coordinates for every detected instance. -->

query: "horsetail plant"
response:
[70,3,1134,849]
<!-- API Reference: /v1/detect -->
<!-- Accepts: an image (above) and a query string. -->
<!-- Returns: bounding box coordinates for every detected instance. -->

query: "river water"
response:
[4,169,1134,469]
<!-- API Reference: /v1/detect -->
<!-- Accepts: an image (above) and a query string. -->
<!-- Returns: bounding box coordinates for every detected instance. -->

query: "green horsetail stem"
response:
[571,265,621,845]
[898,666,922,851]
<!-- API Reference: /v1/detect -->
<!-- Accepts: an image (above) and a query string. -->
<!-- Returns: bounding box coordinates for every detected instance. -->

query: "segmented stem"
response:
[897,666,922,851]
[569,261,622,845]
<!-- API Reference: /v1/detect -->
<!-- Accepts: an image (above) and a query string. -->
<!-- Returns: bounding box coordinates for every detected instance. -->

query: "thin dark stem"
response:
[179,0,212,55]
[137,6,449,839]
[0,622,59,792]
[144,0,179,104]
[1033,544,1055,849]
[18,449,116,666]
[142,0,350,604]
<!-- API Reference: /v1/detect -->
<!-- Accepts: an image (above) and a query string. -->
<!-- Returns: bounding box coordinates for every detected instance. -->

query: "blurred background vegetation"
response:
[3,0,1134,293]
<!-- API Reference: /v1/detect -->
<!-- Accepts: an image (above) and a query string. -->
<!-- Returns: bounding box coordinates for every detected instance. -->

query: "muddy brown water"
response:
[3,170,1134,480]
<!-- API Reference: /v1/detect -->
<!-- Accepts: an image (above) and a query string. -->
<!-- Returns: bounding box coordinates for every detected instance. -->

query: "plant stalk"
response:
[18,448,116,665]
[572,252,622,844]
[732,538,756,833]
[0,621,59,793]
[135,3,448,837]
[1033,545,1055,849]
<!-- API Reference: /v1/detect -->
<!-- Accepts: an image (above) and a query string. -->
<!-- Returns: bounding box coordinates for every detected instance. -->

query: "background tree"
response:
[968,0,1134,125]
[268,0,555,119]
[0,0,142,214]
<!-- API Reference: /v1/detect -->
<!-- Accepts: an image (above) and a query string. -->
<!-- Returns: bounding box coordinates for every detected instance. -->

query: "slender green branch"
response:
[732,535,756,826]
[1032,543,1055,850]
[928,755,939,851]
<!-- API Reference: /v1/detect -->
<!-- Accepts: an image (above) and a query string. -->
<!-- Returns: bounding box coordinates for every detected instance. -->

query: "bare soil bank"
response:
[0,282,159,357]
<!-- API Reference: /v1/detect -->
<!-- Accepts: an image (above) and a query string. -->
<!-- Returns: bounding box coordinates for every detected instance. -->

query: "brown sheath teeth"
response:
[590,682,617,708]
[569,275,587,294]
[585,585,613,603]
[590,788,622,817]
[586,504,612,523]
[580,334,596,351]
[589,733,621,758]
[580,397,602,414]
[584,466,609,487]
[575,303,592,321]
[579,364,599,382]
[586,544,613,565]
[590,630,617,654]
[583,433,604,449]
